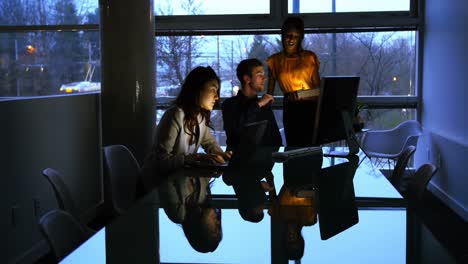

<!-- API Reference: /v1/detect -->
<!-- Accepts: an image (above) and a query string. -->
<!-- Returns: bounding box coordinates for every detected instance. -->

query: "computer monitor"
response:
[312,76,360,155]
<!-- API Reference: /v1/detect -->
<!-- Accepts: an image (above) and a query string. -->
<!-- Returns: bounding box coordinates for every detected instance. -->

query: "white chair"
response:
[389,145,417,188]
[360,120,422,169]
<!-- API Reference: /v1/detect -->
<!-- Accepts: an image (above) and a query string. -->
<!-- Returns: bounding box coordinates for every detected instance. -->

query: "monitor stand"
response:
[323,111,360,158]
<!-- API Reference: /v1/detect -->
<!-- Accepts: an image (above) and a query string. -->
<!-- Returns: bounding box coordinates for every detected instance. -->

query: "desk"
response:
[61,147,418,264]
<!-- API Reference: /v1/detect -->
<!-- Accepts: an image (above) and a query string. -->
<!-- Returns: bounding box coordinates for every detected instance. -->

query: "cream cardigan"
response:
[142,106,222,190]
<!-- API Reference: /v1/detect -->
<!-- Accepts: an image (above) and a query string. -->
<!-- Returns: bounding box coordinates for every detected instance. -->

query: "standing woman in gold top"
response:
[267,16,321,147]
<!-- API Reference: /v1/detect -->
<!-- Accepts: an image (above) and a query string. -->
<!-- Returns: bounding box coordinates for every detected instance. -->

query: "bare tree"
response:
[304,33,336,76]
[351,32,400,95]
[219,35,256,83]
[156,0,205,90]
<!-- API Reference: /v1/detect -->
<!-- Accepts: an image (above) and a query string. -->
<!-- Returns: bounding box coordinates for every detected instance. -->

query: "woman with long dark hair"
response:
[142,66,229,252]
[143,66,231,188]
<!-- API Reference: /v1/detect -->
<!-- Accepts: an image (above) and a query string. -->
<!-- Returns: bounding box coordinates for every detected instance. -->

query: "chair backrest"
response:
[42,168,80,220]
[400,163,438,201]
[394,120,422,137]
[103,144,141,214]
[393,120,422,154]
[361,120,422,156]
[38,209,89,261]
[390,145,417,187]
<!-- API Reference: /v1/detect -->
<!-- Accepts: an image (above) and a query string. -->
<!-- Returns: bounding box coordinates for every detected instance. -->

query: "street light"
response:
[26,45,36,54]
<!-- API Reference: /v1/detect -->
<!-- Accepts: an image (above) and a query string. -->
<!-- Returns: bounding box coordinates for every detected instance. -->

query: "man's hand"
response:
[258,94,274,108]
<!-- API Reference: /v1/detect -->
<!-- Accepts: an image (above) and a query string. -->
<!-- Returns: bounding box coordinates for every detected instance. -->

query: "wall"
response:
[416,0,468,220]
[2,93,102,263]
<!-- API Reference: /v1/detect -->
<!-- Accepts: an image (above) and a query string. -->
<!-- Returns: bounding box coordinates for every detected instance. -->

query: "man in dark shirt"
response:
[222,58,282,152]
[222,59,281,221]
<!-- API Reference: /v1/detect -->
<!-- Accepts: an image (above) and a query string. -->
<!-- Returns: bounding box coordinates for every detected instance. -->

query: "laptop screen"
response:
[238,120,268,147]
[186,120,269,171]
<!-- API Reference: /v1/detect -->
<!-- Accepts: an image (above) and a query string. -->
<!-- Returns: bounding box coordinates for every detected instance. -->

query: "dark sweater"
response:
[222,91,282,151]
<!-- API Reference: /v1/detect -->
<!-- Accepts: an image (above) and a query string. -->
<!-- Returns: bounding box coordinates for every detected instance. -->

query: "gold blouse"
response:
[266,50,321,94]
[268,186,317,226]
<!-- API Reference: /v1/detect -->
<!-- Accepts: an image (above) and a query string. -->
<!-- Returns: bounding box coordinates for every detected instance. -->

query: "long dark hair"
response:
[174,66,220,145]
[182,177,222,253]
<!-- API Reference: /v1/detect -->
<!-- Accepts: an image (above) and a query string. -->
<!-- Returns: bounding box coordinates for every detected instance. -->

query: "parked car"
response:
[59,81,101,93]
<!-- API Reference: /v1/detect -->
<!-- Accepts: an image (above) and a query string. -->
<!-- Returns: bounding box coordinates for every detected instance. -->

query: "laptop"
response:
[223,120,279,185]
[186,120,270,172]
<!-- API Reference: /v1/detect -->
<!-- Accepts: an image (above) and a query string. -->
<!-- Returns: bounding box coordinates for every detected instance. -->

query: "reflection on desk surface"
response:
[62,206,410,264]
[62,146,429,264]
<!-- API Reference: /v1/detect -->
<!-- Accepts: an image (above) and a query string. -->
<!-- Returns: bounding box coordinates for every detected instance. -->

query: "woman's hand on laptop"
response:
[221,150,232,161]
[186,151,232,165]
[208,153,226,164]
[186,153,224,164]
[210,150,232,163]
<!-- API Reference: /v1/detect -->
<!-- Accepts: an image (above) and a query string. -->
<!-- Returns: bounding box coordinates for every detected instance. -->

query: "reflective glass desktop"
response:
[61,146,414,264]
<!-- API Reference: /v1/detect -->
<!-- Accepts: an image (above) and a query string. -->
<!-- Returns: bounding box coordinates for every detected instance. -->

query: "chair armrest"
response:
[363,129,421,155]
[398,134,421,156]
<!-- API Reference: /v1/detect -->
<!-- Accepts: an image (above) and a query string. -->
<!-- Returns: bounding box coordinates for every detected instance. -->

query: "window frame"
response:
[153,0,422,111]
[0,0,422,113]
[155,0,420,31]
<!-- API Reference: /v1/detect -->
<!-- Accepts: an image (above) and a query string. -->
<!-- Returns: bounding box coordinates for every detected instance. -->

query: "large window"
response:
[288,0,411,13]
[0,31,100,97]
[156,31,416,99]
[0,0,99,98]
[155,30,416,137]
[155,0,270,16]
[2,0,421,132]
[0,0,99,26]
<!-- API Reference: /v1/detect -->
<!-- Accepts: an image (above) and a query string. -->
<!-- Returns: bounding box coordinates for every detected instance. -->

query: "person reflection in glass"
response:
[141,66,230,252]
[224,166,273,223]
[269,152,322,260]
[159,171,222,253]
[269,185,317,260]
[266,16,321,147]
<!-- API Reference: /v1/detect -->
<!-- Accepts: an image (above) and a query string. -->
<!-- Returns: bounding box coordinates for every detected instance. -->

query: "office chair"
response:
[400,163,438,201]
[103,144,142,216]
[389,145,417,188]
[42,168,80,221]
[38,209,90,262]
[360,120,422,170]
[42,168,98,234]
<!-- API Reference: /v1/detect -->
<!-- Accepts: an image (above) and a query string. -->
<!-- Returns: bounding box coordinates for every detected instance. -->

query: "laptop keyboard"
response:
[272,146,323,163]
